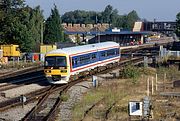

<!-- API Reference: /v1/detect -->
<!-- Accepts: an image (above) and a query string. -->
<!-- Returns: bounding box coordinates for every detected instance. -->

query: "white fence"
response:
[159,46,180,58]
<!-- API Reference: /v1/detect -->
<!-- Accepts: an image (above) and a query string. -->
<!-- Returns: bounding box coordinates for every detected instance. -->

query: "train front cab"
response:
[44,54,70,84]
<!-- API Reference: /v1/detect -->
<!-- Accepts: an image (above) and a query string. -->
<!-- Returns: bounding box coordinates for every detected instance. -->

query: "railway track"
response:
[0,66,43,81]
[22,79,85,121]
[0,84,51,111]
[0,71,45,92]
[0,57,144,120]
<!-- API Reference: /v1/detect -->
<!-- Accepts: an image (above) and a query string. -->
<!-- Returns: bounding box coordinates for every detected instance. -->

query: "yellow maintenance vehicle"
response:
[0,45,20,64]
[0,45,20,57]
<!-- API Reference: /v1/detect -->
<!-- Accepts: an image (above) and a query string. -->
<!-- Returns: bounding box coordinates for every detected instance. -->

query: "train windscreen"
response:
[45,56,67,67]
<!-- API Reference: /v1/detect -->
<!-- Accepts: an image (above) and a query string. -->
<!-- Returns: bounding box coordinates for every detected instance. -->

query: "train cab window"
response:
[45,56,67,67]
[56,56,67,67]
[45,57,55,66]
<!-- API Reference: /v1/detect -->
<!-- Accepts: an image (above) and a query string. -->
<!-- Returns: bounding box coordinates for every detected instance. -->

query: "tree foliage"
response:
[62,10,97,24]
[44,4,64,44]
[176,12,180,37]
[126,10,140,29]
[61,5,140,30]
[0,0,44,52]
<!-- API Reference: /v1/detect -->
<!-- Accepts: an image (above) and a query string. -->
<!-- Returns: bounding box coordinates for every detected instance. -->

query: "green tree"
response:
[61,5,140,30]
[125,10,140,30]
[62,11,76,23]
[0,0,44,52]
[114,15,126,29]
[17,6,44,52]
[28,5,44,50]
[176,12,180,37]
[61,10,98,24]
[101,5,113,23]
[109,9,119,27]
[0,0,26,44]
[44,4,64,44]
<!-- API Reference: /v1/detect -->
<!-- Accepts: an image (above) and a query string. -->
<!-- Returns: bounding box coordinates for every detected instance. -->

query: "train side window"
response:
[72,58,78,66]
[79,54,91,64]
[75,58,78,65]
[101,52,106,57]
[80,56,84,64]
[116,49,119,55]
[92,53,96,59]
[107,49,115,56]
[72,58,74,66]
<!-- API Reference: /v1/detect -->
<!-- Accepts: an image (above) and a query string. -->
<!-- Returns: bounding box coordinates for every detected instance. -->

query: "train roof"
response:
[46,41,119,56]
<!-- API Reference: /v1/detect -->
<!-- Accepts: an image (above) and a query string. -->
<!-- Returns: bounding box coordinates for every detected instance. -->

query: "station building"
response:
[143,21,176,36]
[87,28,151,46]
[63,23,151,46]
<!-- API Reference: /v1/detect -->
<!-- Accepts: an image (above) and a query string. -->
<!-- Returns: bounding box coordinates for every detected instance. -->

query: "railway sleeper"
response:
[70,75,79,81]
[89,70,96,75]
[98,66,107,72]
[79,71,89,77]
[93,68,98,73]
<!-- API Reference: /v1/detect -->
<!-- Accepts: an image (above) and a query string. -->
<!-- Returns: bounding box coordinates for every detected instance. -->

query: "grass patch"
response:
[72,80,138,120]
[121,64,141,84]
[72,89,105,120]
[0,61,42,69]
[157,65,180,82]
[61,93,69,102]
[72,65,180,120]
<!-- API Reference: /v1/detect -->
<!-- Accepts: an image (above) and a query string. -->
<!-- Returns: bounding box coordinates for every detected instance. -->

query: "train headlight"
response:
[61,70,67,73]
[45,70,51,73]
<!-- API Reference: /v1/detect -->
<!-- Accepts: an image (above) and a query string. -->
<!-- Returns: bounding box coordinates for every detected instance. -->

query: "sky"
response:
[25,0,180,21]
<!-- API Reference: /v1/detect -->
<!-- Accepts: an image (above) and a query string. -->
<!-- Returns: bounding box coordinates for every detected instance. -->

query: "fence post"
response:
[155,74,158,91]
[147,77,149,96]
[152,77,154,95]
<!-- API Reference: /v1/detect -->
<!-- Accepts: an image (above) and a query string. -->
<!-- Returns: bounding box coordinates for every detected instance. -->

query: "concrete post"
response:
[147,77,149,96]
[152,77,154,95]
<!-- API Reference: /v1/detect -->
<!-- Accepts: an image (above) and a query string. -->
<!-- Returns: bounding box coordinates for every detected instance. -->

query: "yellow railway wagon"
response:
[0,45,20,57]
[40,45,57,54]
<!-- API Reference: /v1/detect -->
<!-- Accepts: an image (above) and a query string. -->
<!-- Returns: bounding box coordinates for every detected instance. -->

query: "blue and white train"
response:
[44,42,120,84]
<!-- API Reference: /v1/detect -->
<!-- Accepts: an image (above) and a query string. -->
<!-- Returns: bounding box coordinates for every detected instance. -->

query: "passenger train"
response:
[44,42,120,84]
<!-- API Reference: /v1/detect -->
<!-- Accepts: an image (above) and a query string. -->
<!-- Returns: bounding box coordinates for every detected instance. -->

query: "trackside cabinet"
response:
[40,45,57,54]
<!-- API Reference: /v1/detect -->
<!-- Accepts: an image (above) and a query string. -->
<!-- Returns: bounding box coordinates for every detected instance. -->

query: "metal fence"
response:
[159,46,180,58]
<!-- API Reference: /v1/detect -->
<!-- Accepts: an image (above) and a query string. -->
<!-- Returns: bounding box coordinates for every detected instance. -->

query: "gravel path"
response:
[0,102,37,121]
[57,81,92,121]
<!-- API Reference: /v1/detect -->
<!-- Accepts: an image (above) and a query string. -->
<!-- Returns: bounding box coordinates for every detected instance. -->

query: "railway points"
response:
[1,84,47,98]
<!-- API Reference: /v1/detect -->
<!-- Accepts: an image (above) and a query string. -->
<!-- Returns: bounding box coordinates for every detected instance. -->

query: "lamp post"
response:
[41,21,45,45]
[95,15,100,43]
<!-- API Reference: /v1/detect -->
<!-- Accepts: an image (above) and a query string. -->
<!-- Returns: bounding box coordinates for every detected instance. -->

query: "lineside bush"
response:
[121,64,140,84]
